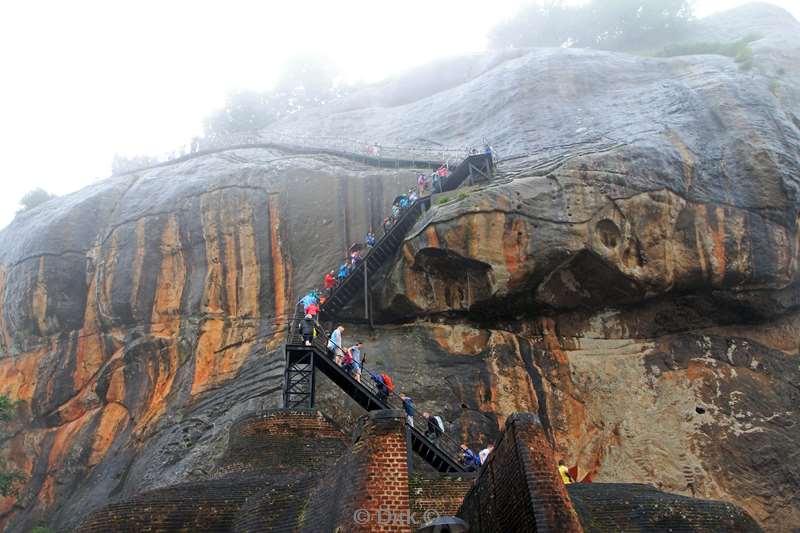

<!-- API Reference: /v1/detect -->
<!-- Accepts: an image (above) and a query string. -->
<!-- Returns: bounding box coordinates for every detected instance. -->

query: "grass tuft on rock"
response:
[652,33,762,70]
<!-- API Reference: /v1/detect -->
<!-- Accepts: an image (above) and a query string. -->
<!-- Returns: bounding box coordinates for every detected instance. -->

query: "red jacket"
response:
[324,274,335,289]
[306,303,319,316]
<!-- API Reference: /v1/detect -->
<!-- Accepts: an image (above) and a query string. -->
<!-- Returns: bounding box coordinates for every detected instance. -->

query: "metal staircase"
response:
[320,195,431,320]
[438,153,494,192]
[320,153,494,320]
[284,307,468,473]
[281,152,496,473]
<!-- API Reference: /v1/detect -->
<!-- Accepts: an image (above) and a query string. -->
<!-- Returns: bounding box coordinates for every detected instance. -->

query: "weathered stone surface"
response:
[0,4,798,532]
[0,151,424,531]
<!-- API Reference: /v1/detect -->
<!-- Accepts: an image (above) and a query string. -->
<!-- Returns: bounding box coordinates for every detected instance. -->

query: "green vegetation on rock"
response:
[0,395,24,497]
[652,33,762,70]
[490,0,693,51]
[17,188,56,214]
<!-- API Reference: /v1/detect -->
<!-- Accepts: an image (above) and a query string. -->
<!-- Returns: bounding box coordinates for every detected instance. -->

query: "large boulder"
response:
[0,4,798,532]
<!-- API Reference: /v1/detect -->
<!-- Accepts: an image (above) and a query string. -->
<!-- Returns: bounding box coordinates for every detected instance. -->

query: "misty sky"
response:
[1,0,798,229]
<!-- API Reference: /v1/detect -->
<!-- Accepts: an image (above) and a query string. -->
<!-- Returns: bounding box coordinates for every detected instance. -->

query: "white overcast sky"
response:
[0,0,798,229]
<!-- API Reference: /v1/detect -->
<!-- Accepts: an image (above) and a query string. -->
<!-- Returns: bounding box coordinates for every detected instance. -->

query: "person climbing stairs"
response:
[284,304,468,473]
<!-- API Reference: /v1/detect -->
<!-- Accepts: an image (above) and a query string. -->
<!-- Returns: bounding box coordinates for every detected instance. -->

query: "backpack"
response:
[381,373,394,393]
[433,415,445,433]
[343,349,354,365]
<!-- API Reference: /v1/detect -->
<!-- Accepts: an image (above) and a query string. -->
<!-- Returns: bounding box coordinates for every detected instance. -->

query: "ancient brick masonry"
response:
[458,412,584,533]
[566,483,763,532]
[409,473,475,520]
[71,406,766,532]
[76,409,349,533]
[458,411,763,533]
[301,409,414,533]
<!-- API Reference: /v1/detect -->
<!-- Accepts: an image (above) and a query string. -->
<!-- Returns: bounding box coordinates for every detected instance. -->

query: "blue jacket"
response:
[402,397,414,417]
[370,372,387,396]
[462,448,480,467]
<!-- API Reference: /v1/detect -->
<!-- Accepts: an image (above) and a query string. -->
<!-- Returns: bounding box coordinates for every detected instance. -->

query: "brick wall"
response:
[76,409,349,533]
[457,413,583,533]
[301,410,413,533]
[567,483,763,532]
[216,409,348,478]
[409,472,475,520]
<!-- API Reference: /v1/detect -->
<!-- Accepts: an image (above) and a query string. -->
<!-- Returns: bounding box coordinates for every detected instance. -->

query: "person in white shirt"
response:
[479,443,494,465]
[327,326,345,365]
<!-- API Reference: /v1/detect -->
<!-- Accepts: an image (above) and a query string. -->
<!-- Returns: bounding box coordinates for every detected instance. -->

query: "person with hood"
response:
[370,371,389,402]
[305,300,319,319]
[324,270,336,294]
[300,313,316,346]
[300,292,317,312]
[460,444,480,472]
[337,261,349,282]
[423,412,445,440]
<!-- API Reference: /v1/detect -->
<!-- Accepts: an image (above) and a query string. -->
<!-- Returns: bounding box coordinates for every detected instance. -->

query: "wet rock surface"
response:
[0,4,798,532]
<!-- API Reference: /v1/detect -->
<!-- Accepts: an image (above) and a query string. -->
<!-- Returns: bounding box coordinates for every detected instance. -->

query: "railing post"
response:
[364,261,369,322]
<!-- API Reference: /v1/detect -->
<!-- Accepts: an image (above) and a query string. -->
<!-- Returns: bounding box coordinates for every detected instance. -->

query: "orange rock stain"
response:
[88,403,129,466]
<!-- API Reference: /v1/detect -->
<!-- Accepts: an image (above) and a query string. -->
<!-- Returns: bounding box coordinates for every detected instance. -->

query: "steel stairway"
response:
[319,153,493,320]
[319,195,431,320]
[284,308,468,473]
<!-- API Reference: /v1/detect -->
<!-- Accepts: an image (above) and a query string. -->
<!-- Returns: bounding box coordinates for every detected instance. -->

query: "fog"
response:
[1,0,797,228]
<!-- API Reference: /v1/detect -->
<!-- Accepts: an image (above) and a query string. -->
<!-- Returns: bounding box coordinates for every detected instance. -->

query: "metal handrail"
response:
[112,130,472,176]
[321,195,430,315]
[288,304,467,468]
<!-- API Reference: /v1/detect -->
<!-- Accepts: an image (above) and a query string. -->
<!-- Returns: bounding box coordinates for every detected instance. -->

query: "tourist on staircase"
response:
[337,261,349,284]
[305,300,319,320]
[366,230,376,248]
[401,395,415,428]
[479,443,494,465]
[342,347,354,374]
[324,270,336,296]
[346,342,364,382]
[423,412,445,440]
[300,314,316,347]
[351,248,362,267]
[459,444,480,472]
[558,459,575,485]
[328,326,345,365]
[417,173,427,196]
[432,172,441,194]
[369,371,389,403]
[435,163,448,193]
[300,291,317,313]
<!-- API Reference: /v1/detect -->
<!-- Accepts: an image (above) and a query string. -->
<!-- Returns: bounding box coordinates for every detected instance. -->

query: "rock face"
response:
[1,3,799,532]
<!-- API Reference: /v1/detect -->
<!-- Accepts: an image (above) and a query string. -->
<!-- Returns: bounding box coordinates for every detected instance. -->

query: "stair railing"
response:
[288,304,467,470]
[321,195,430,315]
